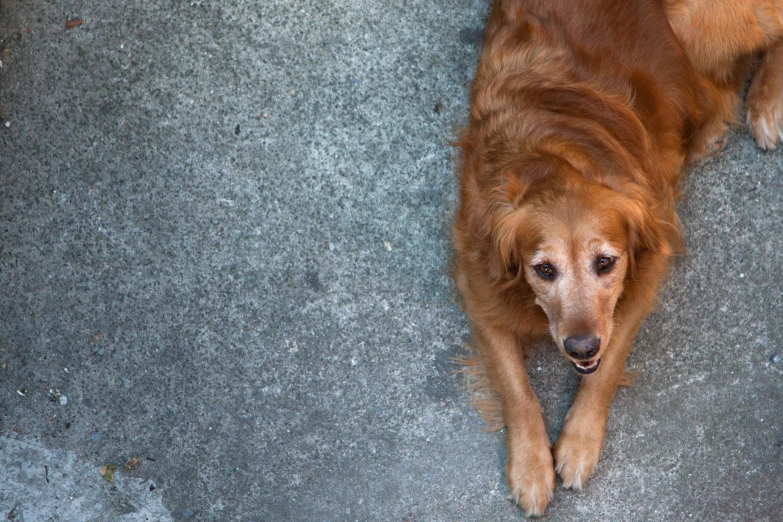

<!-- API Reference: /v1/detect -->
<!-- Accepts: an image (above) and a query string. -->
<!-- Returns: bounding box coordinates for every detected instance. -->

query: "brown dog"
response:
[453,0,783,516]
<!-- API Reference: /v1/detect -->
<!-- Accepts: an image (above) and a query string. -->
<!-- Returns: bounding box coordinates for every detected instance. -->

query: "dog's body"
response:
[454,0,783,516]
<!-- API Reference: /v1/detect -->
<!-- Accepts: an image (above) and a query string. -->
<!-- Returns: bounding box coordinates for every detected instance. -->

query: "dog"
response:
[453,0,783,516]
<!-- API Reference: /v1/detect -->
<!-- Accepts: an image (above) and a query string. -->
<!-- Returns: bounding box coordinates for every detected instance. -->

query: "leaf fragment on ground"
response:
[65,18,84,30]
[99,464,117,482]
[125,457,140,470]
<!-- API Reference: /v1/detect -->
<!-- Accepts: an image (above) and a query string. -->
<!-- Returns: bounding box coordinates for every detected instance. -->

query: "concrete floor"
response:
[0,1,781,520]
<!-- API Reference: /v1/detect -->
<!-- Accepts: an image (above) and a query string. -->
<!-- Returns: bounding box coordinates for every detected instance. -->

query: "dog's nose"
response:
[563,335,600,360]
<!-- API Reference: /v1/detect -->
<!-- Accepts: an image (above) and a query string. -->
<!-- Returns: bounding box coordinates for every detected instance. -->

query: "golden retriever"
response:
[453,0,783,516]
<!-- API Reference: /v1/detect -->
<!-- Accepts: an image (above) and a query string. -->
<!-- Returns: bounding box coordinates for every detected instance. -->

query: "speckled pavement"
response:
[1,1,781,520]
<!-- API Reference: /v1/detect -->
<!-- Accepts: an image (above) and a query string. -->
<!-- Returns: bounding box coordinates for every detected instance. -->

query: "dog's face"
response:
[522,196,629,375]
[495,176,658,374]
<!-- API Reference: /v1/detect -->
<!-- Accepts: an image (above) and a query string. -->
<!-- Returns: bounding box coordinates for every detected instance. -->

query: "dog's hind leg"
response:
[746,40,783,149]
[665,0,783,157]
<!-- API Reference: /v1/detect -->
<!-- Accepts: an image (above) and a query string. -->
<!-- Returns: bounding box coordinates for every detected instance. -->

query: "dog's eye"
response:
[534,263,556,280]
[597,256,615,274]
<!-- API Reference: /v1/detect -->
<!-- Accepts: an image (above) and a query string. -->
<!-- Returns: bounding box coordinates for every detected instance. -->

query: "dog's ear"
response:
[493,206,530,275]
[488,172,538,280]
[622,197,677,273]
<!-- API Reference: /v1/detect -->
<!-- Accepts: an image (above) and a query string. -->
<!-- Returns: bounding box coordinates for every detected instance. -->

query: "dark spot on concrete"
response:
[459,26,483,46]
[423,345,462,401]
[112,494,138,515]
[7,505,22,521]
[305,271,323,292]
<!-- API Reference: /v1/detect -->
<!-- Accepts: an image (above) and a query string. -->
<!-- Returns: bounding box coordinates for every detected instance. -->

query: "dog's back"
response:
[468,0,719,181]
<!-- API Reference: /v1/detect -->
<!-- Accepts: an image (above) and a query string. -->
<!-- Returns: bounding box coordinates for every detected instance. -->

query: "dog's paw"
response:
[553,427,603,490]
[746,45,783,151]
[746,102,783,150]
[506,441,555,517]
[688,121,727,165]
[701,130,727,159]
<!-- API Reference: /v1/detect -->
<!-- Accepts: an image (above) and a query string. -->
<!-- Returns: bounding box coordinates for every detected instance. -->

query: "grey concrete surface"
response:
[0,1,781,521]
[2,436,169,521]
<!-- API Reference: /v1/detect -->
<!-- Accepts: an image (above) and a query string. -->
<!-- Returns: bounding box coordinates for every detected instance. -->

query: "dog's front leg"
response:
[553,316,642,490]
[475,325,554,517]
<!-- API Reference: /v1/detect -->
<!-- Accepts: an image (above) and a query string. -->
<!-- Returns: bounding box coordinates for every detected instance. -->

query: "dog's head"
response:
[492,167,672,374]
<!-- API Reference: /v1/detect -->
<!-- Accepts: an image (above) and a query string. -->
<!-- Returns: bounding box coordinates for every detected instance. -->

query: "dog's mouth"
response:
[571,358,601,375]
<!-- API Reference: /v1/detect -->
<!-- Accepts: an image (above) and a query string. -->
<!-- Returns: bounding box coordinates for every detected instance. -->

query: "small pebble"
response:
[48,388,62,402]
[183,509,194,519]
[90,432,100,442]
[59,395,68,406]
[770,353,781,364]
[234,124,240,135]
[94,348,105,356]
[4,121,10,128]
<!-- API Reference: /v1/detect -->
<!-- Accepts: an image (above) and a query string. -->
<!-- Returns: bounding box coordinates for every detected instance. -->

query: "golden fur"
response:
[454,0,783,516]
